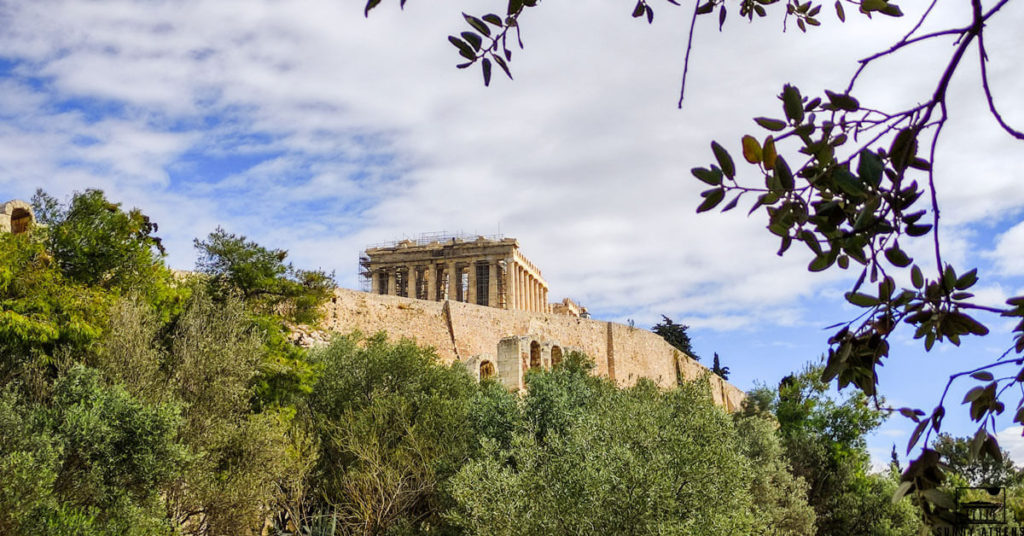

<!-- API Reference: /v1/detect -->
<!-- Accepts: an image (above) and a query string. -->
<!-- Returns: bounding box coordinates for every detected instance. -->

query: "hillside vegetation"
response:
[1,190,921,535]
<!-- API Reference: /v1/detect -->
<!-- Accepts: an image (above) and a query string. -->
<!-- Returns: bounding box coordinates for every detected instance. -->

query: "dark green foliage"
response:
[0,192,306,535]
[0,367,185,536]
[734,415,816,536]
[711,352,730,379]
[0,232,111,376]
[448,358,776,536]
[248,313,320,410]
[33,190,179,308]
[47,367,184,519]
[932,433,1023,487]
[194,227,335,325]
[651,315,699,360]
[521,350,609,441]
[302,332,478,535]
[746,364,920,536]
[194,227,335,410]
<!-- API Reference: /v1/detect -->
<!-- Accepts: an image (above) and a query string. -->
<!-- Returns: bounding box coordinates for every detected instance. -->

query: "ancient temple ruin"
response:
[0,199,35,235]
[360,234,568,314]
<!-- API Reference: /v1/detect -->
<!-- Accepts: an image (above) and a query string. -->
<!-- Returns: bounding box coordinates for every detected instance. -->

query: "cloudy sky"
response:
[1,0,1023,466]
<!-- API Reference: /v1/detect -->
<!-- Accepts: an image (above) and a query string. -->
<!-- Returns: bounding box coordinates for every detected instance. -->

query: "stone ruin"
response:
[360,233,587,316]
[1,199,35,235]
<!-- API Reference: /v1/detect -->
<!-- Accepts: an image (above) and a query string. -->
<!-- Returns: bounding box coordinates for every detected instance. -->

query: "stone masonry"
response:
[360,235,554,314]
[323,287,746,412]
[1,199,34,235]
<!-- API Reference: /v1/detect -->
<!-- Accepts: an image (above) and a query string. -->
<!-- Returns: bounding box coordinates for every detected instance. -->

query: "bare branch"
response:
[677,0,701,109]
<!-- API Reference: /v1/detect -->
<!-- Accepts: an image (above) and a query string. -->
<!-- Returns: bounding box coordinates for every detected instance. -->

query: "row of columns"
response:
[508,261,549,313]
[371,257,549,313]
[372,259,500,307]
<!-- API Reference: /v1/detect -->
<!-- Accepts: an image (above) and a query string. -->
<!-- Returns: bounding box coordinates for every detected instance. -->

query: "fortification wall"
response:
[323,288,745,410]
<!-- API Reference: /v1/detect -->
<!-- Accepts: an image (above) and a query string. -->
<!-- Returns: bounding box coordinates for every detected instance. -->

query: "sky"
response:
[1,0,1023,468]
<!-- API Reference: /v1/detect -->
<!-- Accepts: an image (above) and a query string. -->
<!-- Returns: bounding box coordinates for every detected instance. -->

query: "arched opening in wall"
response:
[11,208,31,234]
[480,360,496,380]
[551,346,562,369]
[530,341,541,369]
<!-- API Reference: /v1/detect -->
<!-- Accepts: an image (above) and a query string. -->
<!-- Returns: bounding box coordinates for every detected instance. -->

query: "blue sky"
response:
[2,0,1024,468]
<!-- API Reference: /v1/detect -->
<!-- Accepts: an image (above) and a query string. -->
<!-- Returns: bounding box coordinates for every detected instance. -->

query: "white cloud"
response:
[991,221,1024,276]
[0,0,1022,334]
[997,426,1024,467]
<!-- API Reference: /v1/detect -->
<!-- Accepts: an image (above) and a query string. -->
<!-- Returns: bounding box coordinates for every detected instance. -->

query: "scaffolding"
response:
[363,231,505,251]
[358,253,372,292]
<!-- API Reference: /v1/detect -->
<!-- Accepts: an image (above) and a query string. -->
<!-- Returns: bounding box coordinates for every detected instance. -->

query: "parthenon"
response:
[360,234,557,314]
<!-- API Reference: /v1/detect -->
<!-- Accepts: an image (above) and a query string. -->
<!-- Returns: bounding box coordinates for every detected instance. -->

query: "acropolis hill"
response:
[320,233,746,410]
[0,204,744,411]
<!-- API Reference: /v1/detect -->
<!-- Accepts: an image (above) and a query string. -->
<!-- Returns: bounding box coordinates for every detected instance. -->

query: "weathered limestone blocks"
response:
[323,287,745,412]
[1,199,35,234]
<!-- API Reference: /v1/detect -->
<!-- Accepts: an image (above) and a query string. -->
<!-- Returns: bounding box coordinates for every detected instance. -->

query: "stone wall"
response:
[323,287,745,411]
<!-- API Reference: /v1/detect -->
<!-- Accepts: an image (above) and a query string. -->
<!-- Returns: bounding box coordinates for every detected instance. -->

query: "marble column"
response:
[527,273,534,312]
[445,261,457,301]
[467,262,477,305]
[518,267,525,311]
[410,265,420,299]
[387,269,396,296]
[427,264,437,301]
[507,260,517,310]
[371,270,381,294]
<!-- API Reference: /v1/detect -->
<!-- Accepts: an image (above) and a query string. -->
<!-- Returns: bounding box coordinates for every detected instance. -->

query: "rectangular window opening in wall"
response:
[476,263,489,306]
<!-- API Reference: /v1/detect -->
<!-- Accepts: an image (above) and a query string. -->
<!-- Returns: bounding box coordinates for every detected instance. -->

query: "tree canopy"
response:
[651,315,699,360]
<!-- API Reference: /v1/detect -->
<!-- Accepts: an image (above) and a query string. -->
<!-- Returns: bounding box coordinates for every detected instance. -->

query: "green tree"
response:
[0,367,187,536]
[32,190,181,316]
[745,364,920,536]
[447,356,803,536]
[0,231,111,382]
[733,414,816,536]
[2,190,322,535]
[301,332,478,535]
[157,289,300,536]
[932,433,1022,488]
[94,287,302,535]
[194,227,334,325]
[194,228,336,409]
[651,315,698,360]
[711,352,730,379]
